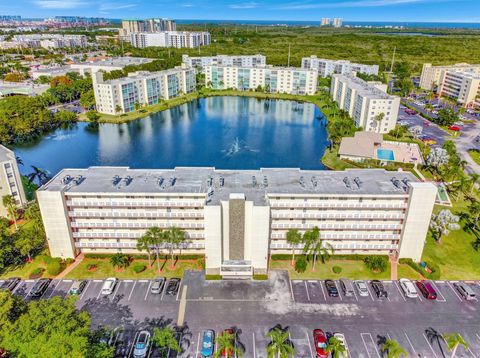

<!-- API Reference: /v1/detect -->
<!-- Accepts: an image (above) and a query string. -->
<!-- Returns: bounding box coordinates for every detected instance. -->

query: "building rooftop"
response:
[72,57,153,68]
[0,144,15,163]
[96,66,191,86]
[333,74,395,100]
[40,167,418,205]
[339,131,383,158]
[206,64,316,72]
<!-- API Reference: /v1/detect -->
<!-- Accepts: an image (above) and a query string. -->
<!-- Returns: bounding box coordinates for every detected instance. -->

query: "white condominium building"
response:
[37,167,437,277]
[12,34,87,49]
[419,63,480,90]
[320,18,330,26]
[70,57,153,76]
[331,74,400,133]
[332,18,343,28]
[182,54,266,72]
[120,18,176,38]
[205,65,318,95]
[0,145,27,217]
[92,66,196,115]
[437,70,480,108]
[130,31,211,48]
[302,56,379,78]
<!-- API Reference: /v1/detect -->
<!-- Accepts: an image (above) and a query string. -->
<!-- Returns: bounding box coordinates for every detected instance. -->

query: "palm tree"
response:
[15,156,23,166]
[303,227,334,269]
[286,229,303,266]
[110,253,130,269]
[443,333,469,358]
[373,112,385,133]
[469,173,479,194]
[266,327,294,358]
[27,165,50,185]
[325,336,347,358]
[140,227,164,272]
[115,105,122,114]
[214,330,242,358]
[468,201,480,229]
[426,327,446,357]
[2,195,18,229]
[164,226,186,268]
[136,235,153,267]
[380,339,408,358]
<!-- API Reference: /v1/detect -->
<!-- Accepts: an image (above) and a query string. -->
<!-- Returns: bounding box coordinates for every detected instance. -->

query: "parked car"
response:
[339,278,355,297]
[453,282,477,300]
[150,277,166,294]
[355,280,369,297]
[200,329,215,357]
[0,277,21,292]
[332,333,348,358]
[405,109,417,115]
[29,278,52,298]
[416,280,437,300]
[101,277,118,295]
[325,280,339,297]
[371,280,388,299]
[423,120,430,126]
[166,278,181,295]
[220,329,235,357]
[133,330,151,358]
[399,278,418,298]
[313,329,328,358]
[448,125,461,131]
[69,280,87,295]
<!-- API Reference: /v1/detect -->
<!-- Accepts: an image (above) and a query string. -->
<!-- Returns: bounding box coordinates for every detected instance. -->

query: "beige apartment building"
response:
[331,74,400,133]
[437,70,480,108]
[419,63,480,90]
[37,167,436,278]
[205,65,318,95]
[0,145,27,217]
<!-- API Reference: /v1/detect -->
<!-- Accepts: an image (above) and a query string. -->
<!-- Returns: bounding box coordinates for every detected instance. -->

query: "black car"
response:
[371,280,388,299]
[0,277,21,292]
[166,278,181,295]
[325,280,339,297]
[29,278,52,298]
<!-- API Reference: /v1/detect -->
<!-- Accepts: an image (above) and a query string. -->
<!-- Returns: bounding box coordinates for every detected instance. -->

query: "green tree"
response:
[0,291,27,342]
[79,89,96,109]
[2,195,19,229]
[27,165,50,186]
[380,339,408,358]
[294,255,307,273]
[86,110,100,122]
[164,226,186,268]
[136,234,153,267]
[364,256,388,273]
[286,229,302,265]
[266,327,294,358]
[326,336,347,358]
[436,108,459,126]
[373,112,385,133]
[110,253,130,269]
[140,227,164,272]
[115,105,122,114]
[134,101,141,112]
[303,227,334,269]
[214,330,242,358]
[443,333,469,358]
[152,326,181,354]
[15,225,45,261]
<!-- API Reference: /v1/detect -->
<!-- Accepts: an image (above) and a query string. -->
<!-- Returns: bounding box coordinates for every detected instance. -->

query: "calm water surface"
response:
[13,96,329,176]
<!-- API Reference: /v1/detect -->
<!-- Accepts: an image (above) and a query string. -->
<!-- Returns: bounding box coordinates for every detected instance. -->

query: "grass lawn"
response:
[321,147,358,170]
[397,264,423,280]
[0,256,57,279]
[271,259,391,280]
[64,257,202,280]
[468,149,480,166]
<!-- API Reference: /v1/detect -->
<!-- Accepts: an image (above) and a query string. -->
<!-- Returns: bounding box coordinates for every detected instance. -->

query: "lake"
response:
[12,96,329,177]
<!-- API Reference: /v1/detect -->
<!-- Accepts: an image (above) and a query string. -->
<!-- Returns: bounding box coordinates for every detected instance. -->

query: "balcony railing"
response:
[69,211,203,219]
[270,212,404,220]
[269,202,407,210]
[66,200,205,208]
[271,223,402,230]
[71,222,204,229]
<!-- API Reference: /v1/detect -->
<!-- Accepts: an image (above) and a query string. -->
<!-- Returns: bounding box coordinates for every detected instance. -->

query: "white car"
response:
[355,280,369,297]
[399,278,418,298]
[101,277,118,295]
[133,330,151,358]
[332,333,348,358]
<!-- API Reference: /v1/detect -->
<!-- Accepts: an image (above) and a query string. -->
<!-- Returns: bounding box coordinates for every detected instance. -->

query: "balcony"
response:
[270,232,401,240]
[270,223,402,230]
[269,201,407,210]
[70,222,205,229]
[69,211,203,219]
[270,212,404,220]
[66,200,205,208]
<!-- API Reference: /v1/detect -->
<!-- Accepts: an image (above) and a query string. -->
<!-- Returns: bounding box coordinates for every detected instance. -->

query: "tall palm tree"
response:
[380,339,408,358]
[2,195,18,229]
[214,330,242,358]
[136,235,153,267]
[286,229,303,266]
[303,227,334,269]
[325,336,347,358]
[27,166,50,185]
[373,112,385,133]
[426,327,446,357]
[443,333,469,358]
[469,173,480,194]
[140,227,164,272]
[468,201,480,229]
[164,226,186,268]
[266,327,294,358]
[15,156,23,166]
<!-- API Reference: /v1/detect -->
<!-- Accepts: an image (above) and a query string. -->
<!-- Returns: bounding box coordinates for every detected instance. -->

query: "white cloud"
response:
[99,3,138,10]
[278,0,440,10]
[33,0,89,9]
[180,3,195,7]
[229,1,259,9]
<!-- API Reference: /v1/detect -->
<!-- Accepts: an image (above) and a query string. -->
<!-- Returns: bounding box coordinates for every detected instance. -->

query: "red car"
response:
[220,329,235,357]
[405,109,417,115]
[313,329,328,358]
[448,125,461,131]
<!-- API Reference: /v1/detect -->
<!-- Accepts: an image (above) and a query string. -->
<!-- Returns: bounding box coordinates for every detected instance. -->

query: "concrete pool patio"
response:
[339,132,424,165]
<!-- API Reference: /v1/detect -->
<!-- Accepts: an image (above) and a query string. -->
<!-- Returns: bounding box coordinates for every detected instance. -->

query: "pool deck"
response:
[377,140,424,165]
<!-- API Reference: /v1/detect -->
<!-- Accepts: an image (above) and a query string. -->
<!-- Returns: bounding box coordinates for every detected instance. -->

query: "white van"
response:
[339,278,355,297]
[101,277,118,295]
[454,282,476,300]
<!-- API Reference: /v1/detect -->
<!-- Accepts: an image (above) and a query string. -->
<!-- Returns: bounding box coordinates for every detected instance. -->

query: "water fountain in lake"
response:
[222,137,259,157]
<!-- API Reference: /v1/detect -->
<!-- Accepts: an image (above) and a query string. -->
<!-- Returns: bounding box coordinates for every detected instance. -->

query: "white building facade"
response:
[182,54,266,72]
[0,145,27,217]
[130,31,211,48]
[37,167,437,277]
[302,56,379,78]
[12,34,87,49]
[331,74,400,133]
[205,65,318,95]
[92,66,196,115]
[437,70,480,108]
[419,63,480,90]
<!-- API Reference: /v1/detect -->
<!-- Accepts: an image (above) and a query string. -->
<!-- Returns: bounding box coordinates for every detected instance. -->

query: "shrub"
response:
[110,253,131,269]
[197,258,206,270]
[205,274,222,280]
[30,268,44,279]
[332,266,342,274]
[271,254,293,261]
[253,274,268,280]
[47,260,62,276]
[294,256,308,273]
[38,255,53,265]
[400,258,441,280]
[65,258,75,265]
[364,256,388,273]
[87,263,97,271]
[133,264,146,273]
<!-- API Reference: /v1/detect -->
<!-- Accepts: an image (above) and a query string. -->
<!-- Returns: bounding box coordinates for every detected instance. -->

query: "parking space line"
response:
[160,282,166,300]
[304,281,311,301]
[361,333,381,358]
[111,280,121,300]
[25,279,34,282]
[176,280,183,301]
[394,281,407,302]
[127,280,137,301]
[96,282,104,300]
[430,282,447,302]
[319,280,326,301]
[306,332,314,358]
[336,281,342,301]
[404,332,417,356]
[289,279,294,301]
[47,280,61,298]
[11,281,22,294]
[352,285,358,301]
[422,333,439,358]
[79,280,91,300]
[447,281,463,302]
[24,283,35,298]
[195,332,200,358]
[252,332,256,358]
[365,282,375,301]
[144,280,152,301]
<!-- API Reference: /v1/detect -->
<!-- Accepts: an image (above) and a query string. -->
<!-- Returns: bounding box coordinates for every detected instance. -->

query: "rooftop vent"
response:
[73,175,85,186]
[124,176,133,186]
[62,175,73,185]
[207,176,213,187]
[111,175,121,186]
[299,176,305,188]
[311,176,317,188]
[343,176,352,189]
[391,177,403,189]
[207,186,214,197]
[353,177,362,189]
[157,176,164,187]
[219,176,225,187]
[252,175,257,187]
[263,175,268,187]
[169,176,176,186]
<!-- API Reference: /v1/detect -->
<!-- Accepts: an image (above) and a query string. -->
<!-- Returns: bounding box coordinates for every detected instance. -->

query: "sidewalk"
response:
[390,255,398,280]
[56,253,85,279]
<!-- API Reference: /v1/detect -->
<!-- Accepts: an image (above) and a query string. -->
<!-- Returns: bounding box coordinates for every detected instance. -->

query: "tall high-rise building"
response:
[332,18,343,27]
[0,145,27,217]
[120,18,176,38]
[129,31,210,49]
[320,18,330,26]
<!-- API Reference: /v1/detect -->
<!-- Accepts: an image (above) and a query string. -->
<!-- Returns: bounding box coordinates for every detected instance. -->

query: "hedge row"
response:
[253,274,269,280]
[84,253,205,260]
[205,274,222,281]
[399,258,441,280]
[271,254,388,262]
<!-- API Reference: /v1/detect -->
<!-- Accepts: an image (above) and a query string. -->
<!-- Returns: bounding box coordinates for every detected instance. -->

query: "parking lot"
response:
[3,272,480,357]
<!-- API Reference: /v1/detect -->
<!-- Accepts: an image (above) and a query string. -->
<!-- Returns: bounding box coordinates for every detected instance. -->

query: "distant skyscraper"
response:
[320,18,330,26]
[332,18,343,28]
[120,18,176,38]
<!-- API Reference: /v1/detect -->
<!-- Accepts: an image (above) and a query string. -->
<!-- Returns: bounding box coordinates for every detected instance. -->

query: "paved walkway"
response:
[390,256,398,280]
[56,253,85,279]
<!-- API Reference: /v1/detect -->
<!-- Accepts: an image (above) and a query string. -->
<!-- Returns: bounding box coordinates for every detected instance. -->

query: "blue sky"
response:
[1,0,479,22]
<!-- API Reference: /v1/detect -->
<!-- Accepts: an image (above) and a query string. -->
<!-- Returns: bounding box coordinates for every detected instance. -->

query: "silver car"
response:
[150,277,166,294]
[355,280,369,297]
[133,330,151,358]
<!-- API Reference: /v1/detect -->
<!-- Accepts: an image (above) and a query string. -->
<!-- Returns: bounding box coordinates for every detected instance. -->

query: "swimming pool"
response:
[377,149,395,161]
